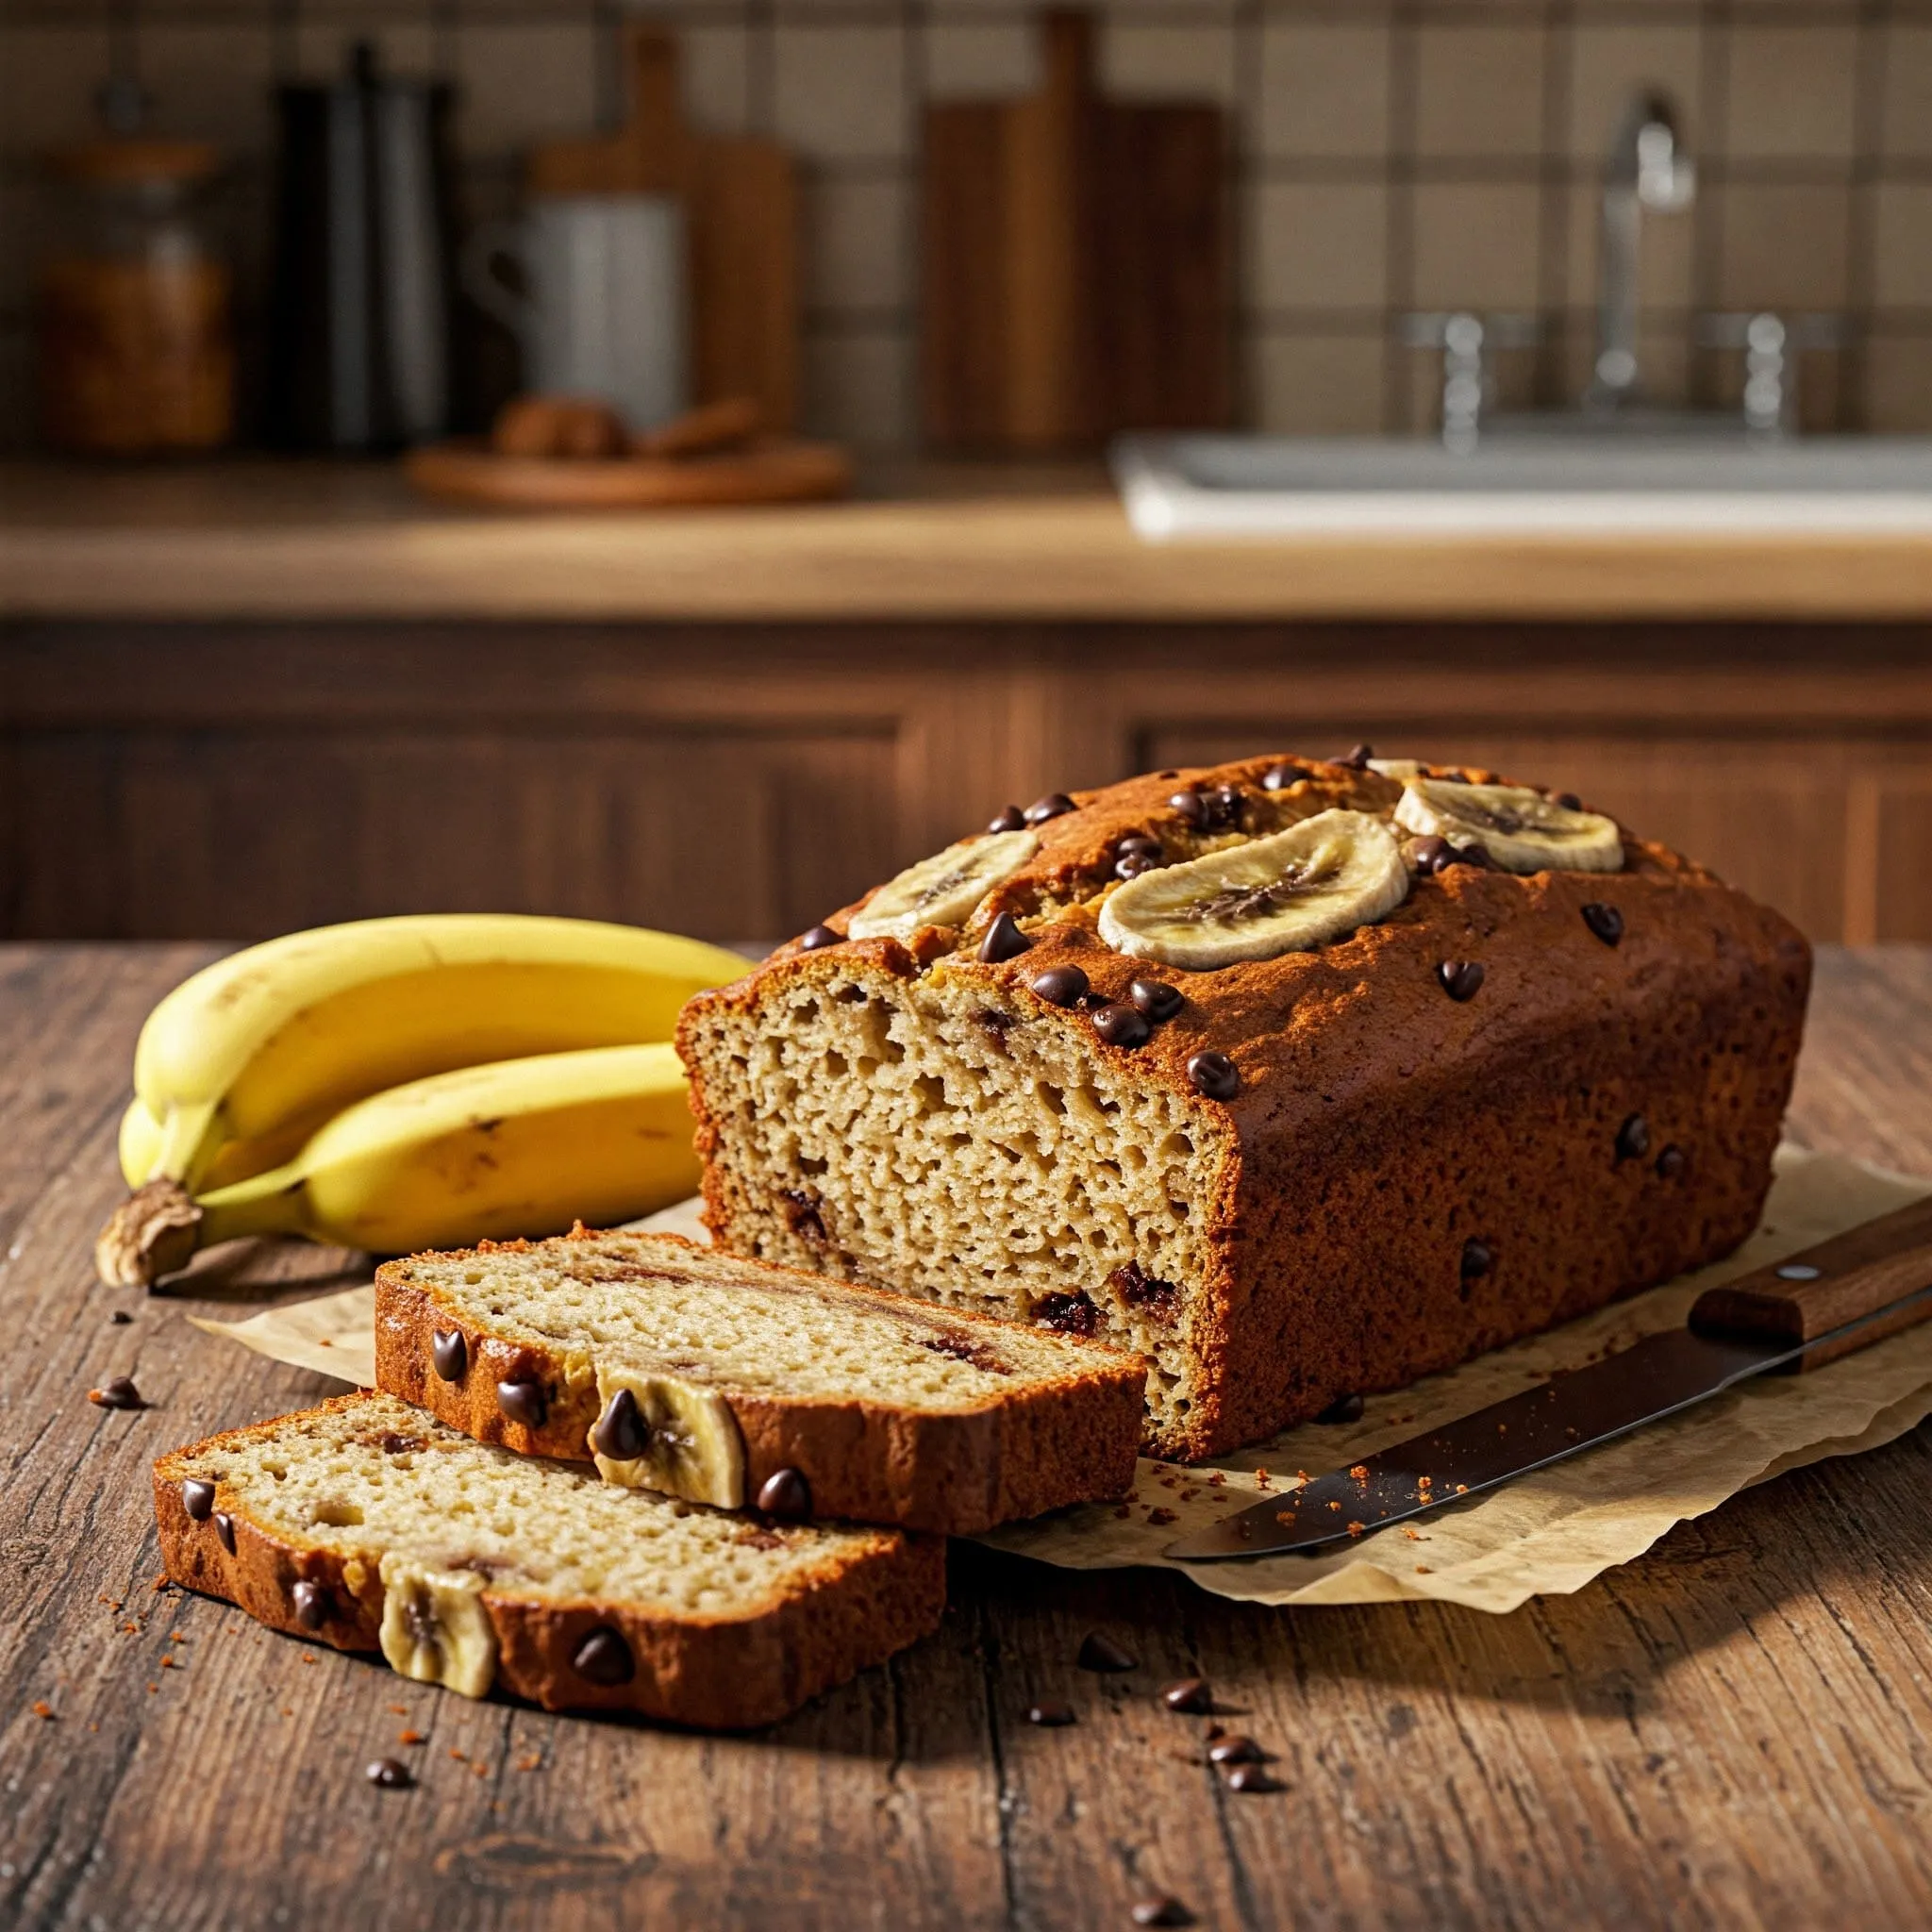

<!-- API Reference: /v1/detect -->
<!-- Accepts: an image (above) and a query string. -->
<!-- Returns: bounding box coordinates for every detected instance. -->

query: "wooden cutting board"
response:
[528,27,798,431]
[922,9,1231,454]
[402,438,850,509]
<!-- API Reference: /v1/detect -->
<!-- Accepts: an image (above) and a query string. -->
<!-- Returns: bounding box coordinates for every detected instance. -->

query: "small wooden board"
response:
[527,28,799,432]
[922,9,1231,454]
[402,437,850,509]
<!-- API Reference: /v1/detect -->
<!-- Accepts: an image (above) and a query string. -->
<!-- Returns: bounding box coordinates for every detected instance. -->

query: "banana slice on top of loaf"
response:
[375,1229,1146,1534]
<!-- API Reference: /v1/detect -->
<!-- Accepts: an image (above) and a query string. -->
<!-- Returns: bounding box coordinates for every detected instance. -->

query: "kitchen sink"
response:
[1113,432,1932,540]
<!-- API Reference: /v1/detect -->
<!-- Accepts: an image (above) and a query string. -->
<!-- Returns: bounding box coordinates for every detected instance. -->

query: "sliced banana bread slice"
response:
[154,1391,944,1730]
[375,1229,1145,1535]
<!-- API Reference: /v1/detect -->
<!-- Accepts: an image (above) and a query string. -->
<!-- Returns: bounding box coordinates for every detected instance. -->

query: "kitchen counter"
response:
[6,942,1932,1931]
[8,457,1932,621]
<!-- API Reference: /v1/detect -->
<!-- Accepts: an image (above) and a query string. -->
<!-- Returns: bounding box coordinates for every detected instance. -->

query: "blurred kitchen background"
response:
[3,0,1932,953]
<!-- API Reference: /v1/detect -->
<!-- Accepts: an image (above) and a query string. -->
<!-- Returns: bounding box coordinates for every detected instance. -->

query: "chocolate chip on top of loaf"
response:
[676,753,1812,1460]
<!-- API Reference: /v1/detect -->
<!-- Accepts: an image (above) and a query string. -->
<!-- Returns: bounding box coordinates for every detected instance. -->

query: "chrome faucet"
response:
[1587,90,1695,415]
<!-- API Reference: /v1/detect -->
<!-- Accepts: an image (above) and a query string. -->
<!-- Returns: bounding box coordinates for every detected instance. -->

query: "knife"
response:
[1163,1193,1932,1562]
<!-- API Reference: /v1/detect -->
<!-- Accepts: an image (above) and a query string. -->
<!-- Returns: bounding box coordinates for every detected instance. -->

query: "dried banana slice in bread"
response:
[153,1391,944,1730]
[375,1230,1145,1535]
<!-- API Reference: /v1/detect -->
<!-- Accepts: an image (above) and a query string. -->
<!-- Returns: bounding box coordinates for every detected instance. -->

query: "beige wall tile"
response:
[1865,331,1932,431]
[1722,25,1857,163]
[1567,22,1702,161]
[1101,21,1239,106]
[679,25,753,137]
[293,21,439,86]
[455,24,599,158]
[924,21,1037,98]
[1553,315,1690,409]
[1561,178,1694,313]
[1251,330,1385,434]
[1871,184,1932,311]
[1246,181,1387,313]
[0,25,111,161]
[1410,181,1542,310]
[804,175,907,314]
[1880,27,1932,160]
[1715,183,1851,311]
[1415,24,1547,160]
[802,325,910,447]
[774,24,907,162]
[1257,22,1391,160]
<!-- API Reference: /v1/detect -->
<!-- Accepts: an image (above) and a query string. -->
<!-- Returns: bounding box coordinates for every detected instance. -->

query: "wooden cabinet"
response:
[4,619,1931,943]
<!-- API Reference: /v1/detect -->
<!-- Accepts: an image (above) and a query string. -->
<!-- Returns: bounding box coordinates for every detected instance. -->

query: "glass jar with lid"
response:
[38,137,236,455]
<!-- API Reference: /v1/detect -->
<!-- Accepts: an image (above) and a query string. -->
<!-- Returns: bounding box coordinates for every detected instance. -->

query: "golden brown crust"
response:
[676,752,1813,1461]
[152,1395,946,1731]
[373,1234,1144,1534]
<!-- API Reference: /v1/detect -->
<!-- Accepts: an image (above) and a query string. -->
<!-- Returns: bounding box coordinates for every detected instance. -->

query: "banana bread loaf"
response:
[154,1391,944,1729]
[676,753,1812,1461]
[374,1227,1145,1533]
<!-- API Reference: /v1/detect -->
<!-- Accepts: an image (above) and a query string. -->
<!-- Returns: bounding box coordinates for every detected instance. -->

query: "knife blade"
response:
[1163,1192,1932,1562]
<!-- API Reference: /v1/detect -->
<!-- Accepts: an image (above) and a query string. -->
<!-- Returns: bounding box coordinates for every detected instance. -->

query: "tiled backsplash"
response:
[2,0,1929,451]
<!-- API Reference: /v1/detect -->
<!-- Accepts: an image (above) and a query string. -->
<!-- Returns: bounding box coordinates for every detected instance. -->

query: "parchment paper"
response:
[191,1147,1932,1614]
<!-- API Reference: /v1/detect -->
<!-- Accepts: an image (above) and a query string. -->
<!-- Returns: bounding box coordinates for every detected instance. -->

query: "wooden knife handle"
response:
[1688,1193,1932,1370]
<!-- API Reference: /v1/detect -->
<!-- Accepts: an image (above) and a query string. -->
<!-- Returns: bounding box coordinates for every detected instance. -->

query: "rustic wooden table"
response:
[7,944,1932,1932]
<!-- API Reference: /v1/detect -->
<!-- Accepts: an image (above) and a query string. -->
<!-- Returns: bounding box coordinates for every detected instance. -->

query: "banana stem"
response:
[195,1165,312,1247]
[145,1099,225,1191]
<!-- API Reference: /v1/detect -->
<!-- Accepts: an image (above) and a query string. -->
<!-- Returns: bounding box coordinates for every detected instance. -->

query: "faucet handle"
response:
[1401,312,1541,450]
[1696,311,1846,434]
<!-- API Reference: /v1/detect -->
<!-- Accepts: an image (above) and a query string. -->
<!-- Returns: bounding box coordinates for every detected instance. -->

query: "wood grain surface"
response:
[6,945,1932,1930]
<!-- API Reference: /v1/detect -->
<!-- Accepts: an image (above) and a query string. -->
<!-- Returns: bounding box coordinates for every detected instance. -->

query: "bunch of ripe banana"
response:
[97,914,751,1289]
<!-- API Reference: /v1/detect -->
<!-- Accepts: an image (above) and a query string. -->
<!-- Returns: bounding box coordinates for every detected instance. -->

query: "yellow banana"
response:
[160,1042,700,1271]
[99,914,747,1284]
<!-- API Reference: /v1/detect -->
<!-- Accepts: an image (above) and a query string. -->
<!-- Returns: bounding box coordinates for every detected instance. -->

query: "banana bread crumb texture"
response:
[153,1391,944,1729]
[677,753,1812,1461]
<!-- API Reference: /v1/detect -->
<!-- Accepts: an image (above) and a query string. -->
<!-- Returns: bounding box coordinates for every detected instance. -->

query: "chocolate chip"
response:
[1261,763,1306,792]
[572,1625,636,1687]
[1411,835,1451,874]
[1337,743,1374,769]
[214,1512,236,1555]
[430,1328,466,1383]
[89,1374,145,1410]
[1437,960,1486,1002]
[1316,1392,1366,1424]
[1026,1701,1076,1726]
[1024,792,1076,825]
[1187,1051,1240,1101]
[1616,1113,1651,1161]
[801,924,846,953]
[591,1388,647,1461]
[496,1379,547,1429]
[379,1432,422,1456]
[1581,902,1624,946]
[1656,1143,1687,1180]
[1161,1677,1213,1714]
[1132,1896,1193,1927]
[1207,784,1245,829]
[1078,1631,1137,1673]
[1447,841,1492,870]
[987,804,1027,833]
[977,912,1033,964]
[181,1478,215,1522]
[1115,853,1159,880]
[1554,791,1582,811]
[1224,1763,1283,1793]
[365,1757,412,1790]
[1129,978,1183,1023]
[1092,1001,1152,1049]
[1107,1259,1179,1317]
[1118,836,1164,859]
[756,1468,813,1519]
[1460,1239,1493,1280]
[109,1310,132,1325]
[781,1188,827,1242]
[1037,1290,1100,1337]
[1168,789,1208,829]
[291,1581,329,1631]
[1029,964,1089,1008]
[1208,1734,1265,1764]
